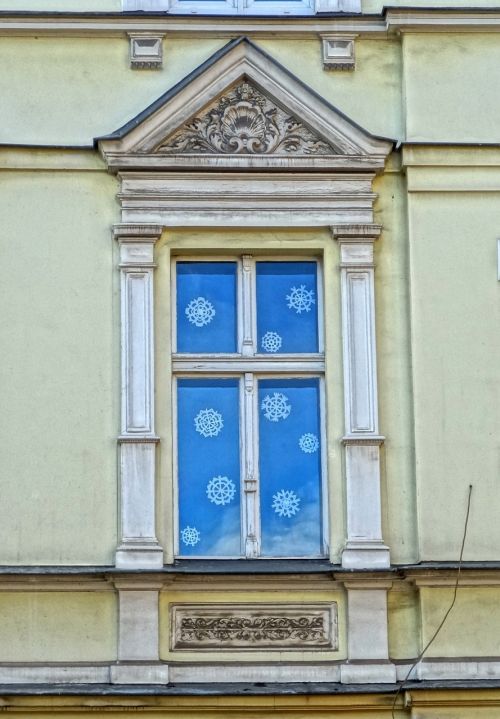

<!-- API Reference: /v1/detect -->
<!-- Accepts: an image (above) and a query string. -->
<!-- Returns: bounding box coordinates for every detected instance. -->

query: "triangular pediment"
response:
[157,80,337,157]
[99,37,393,172]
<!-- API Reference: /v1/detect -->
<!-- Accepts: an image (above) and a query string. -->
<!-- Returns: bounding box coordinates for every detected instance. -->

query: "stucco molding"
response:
[98,38,392,174]
[331,228,389,571]
[4,11,500,37]
[115,223,164,570]
[171,603,338,650]
[104,41,392,579]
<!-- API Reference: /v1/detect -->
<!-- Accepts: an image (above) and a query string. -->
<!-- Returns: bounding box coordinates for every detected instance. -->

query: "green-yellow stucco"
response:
[0,592,116,661]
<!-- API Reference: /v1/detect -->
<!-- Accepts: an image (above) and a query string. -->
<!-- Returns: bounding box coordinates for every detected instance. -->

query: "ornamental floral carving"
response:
[157,82,336,156]
[171,604,337,649]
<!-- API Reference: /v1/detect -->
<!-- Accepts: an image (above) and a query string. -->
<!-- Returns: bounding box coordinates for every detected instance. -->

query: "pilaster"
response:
[332,225,390,569]
[114,224,164,569]
[112,580,168,684]
[341,580,396,684]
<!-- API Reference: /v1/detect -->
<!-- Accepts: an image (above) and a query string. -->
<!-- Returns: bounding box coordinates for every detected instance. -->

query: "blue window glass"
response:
[259,378,323,557]
[176,261,237,354]
[177,378,241,557]
[256,261,319,354]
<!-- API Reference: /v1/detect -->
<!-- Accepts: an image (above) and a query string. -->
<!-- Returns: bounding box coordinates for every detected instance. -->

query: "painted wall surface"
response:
[408,185,500,560]
[388,585,420,660]
[257,39,402,142]
[0,592,116,661]
[0,167,118,564]
[374,170,417,564]
[0,37,401,145]
[420,587,500,658]
[403,34,500,143]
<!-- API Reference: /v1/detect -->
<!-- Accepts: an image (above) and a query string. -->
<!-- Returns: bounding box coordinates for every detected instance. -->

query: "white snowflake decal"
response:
[194,408,224,437]
[261,392,291,422]
[181,525,201,546]
[272,489,301,518]
[185,296,216,327]
[206,475,236,506]
[261,331,282,353]
[286,285,316,314]
[299,433,319,453]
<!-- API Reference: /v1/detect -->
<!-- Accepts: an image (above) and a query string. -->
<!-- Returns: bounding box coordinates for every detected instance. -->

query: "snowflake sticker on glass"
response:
[299,433,319,453]
[206,475,236,506]
[261,331,282,353]
[185,296,216,327]
[272,489,301,518]
[261,392,291,422]
[286,285,315,314]
[181,526,201,546]
[194,408,224,437]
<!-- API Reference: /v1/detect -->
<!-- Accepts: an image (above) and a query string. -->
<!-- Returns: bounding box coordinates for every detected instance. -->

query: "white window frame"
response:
[171,253,328,559]
[121,0,357,15]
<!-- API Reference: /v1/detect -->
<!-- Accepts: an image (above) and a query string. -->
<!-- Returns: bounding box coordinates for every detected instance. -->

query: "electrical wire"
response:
[391,484,473,718]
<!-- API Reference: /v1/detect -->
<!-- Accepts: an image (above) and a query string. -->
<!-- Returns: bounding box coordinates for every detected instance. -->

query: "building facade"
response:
[1,1,500,716]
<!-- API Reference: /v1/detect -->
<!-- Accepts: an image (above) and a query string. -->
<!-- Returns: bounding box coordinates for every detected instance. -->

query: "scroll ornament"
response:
[157,82,336,156]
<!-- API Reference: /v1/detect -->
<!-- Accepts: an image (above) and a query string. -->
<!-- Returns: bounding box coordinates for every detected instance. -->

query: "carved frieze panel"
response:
[157,81,337,156]
[171,603,338,650]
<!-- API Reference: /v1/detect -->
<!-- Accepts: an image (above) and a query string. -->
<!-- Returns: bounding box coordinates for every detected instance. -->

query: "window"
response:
[123,0,315,15]
[172,256,327,559]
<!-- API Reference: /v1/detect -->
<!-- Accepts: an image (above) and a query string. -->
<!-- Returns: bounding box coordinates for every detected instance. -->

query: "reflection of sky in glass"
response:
[259,379,323,557]
[256,262,319,354]
[177,378,241,557]
[176,262,237,353]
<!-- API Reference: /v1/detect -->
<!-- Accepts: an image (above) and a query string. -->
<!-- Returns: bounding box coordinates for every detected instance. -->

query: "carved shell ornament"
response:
[158,82,336,155]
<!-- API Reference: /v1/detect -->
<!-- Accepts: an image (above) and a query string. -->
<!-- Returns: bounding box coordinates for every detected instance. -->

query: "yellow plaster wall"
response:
[0,37,225,146]
[403,34,500,143]
[420,587,500,657]
[160,589,346,661]
[0,167,118,564]
[374,170,417,563]
[407,183,500,560]
[257,38,402,141]
[0,36,401,146]
[0,592,116,662]
[388,585,420,660]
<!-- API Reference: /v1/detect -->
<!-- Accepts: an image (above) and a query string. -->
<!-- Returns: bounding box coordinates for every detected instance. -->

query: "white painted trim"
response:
[169,663,342,683]
[118,588,161,661]
[0,666,111,685]
[118,173,378,227]
[333,227,389,570]
[115,225,164,569]
[6,659,500,685]
[110,663,169,684]
[341,662,396,684]
[123,0,317,14]
[7,12,500,37]
[243,373,260,558]
[320,33,357,71]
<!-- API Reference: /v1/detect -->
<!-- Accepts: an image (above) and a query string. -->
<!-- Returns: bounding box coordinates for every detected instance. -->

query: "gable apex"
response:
[99,37,393,173]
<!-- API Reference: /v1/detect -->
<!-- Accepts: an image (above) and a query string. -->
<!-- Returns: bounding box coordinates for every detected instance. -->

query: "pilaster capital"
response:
[114,224,163,267]
[113,223,164,242]
[330,224,382,242]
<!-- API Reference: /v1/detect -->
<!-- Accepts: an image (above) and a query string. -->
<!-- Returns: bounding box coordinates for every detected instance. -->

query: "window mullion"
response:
[242,372,260,557]
[241,255,255,357]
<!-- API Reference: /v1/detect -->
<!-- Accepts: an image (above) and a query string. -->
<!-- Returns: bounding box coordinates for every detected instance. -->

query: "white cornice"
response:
[2,10,500,37]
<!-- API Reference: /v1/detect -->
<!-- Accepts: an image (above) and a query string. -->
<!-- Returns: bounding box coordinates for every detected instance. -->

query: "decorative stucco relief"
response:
[171,604,338,650]
[157,82,337,156]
